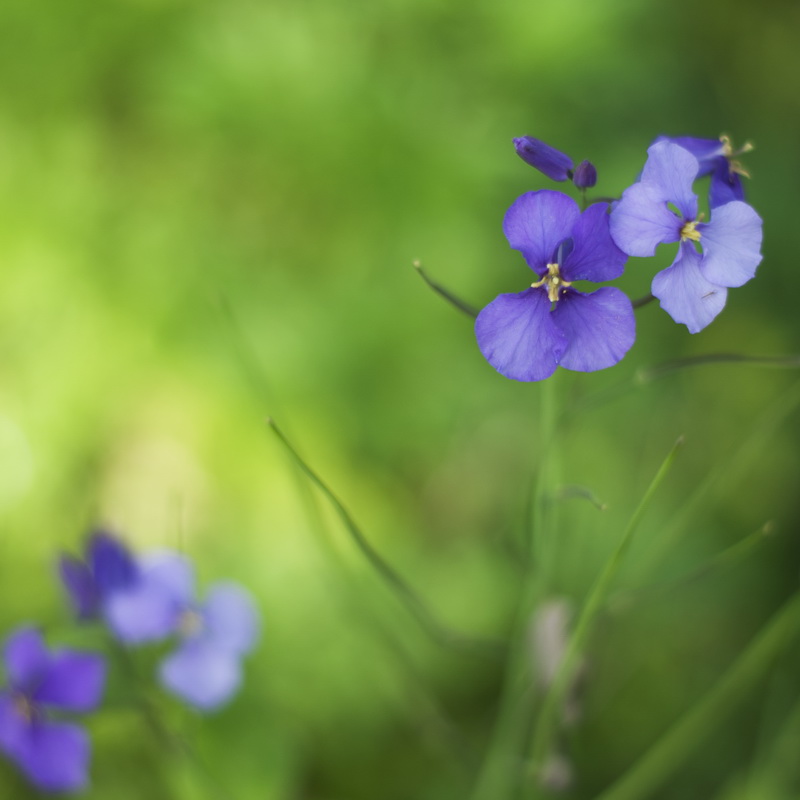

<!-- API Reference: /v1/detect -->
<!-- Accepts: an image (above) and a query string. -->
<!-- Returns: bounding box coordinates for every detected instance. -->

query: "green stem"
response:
[595,589,800,800]
[266,418,504,656]
[527,436,684,778]
[470,377,560,800]
[638,352,800,381]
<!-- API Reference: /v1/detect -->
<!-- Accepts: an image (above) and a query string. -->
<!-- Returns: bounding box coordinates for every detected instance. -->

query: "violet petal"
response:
[475,288,568,382]
[552,288,635,372]
[0,692,29,758]
[503,191,581,275]
[3,629,47,690]
[709,160,746,208]
[34,652,105,713]
[88,532,138,595]
[18,721,90,793]
[563,203,627,283]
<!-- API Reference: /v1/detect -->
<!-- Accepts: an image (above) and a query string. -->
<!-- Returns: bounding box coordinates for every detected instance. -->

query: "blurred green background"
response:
[1,0,800,797]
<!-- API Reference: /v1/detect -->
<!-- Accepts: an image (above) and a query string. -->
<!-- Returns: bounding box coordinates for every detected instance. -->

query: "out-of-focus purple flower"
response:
[59,531,138,620]
[655,134,753,208]
[513,137,574,182]
[476,190,635,382]
[0,628,105,793]
[106,553,259,711]
[572,160,597,190]
[610,141,762,333]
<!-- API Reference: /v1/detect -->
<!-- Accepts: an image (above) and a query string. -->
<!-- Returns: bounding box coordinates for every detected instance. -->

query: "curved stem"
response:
[414,260,479,319]
[267,418,504,656]
[632,293,656,309]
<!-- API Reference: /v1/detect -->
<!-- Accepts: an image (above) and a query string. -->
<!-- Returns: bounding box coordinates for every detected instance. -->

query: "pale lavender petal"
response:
[503,191,580,274]
[58,556,99,620]
[203,584,260,655]
[0,693,28,758]
[552,288,635,372]
[475,289,567,382]
[562,203,627,282]
[34,652,105,713]
[4,629,47,689]
[159,641,241,711]
[652,242,727,333]
[640,141,699,219]
[699,201,763,288]
[610,182,681,257]
[104,579,180,643]
[138,552,195,604]
[17,721,89,793]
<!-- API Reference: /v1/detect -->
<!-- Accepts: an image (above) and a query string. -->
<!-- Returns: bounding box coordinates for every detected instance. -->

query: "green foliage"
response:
[0,0,799,797]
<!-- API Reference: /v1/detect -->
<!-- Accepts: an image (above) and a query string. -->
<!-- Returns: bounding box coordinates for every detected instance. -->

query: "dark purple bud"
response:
[513,136,574,182]
[572,160,597,189]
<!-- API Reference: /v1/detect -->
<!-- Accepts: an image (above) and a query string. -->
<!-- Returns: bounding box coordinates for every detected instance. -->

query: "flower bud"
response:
[572,159,597,189]
[513,136,574,182]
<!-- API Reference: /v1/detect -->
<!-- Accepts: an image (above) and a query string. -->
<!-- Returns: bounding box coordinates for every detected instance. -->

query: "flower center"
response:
[532,262,573,303]
[178,608,204,638]
[12,692,35,723]
[679,219,702,242]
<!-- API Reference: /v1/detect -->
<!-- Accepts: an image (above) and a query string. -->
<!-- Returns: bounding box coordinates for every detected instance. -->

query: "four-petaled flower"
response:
[476,190,635,381]
[655,134,752,208]
[106,552,259,711]
[610,141,763,333]
[0,628,105,793]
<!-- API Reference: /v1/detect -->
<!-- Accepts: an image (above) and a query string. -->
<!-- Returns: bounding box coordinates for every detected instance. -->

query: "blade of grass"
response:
[594,588,800,800]
[266,417,504,657]
[527,436,684,780]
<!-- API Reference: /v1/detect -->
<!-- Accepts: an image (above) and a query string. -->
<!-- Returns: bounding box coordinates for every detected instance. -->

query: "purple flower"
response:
[655,134,753,208]
[59,530,138,621]
[476,190,635,382]
[106,552,259,711]
[0,628,105,793]
[610,141,763,333]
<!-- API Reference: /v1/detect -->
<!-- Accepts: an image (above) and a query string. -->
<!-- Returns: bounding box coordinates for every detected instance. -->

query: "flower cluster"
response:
[478,133,763,381]
[60,531,259,711]
[0,529,259,793]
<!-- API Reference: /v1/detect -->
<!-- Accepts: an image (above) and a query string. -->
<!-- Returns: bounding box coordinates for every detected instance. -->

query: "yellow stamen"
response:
[719,134,753,178]
[532,262,573,303]
[12,693,33,722]
[680,220,701,242]
[178,609,204,637]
